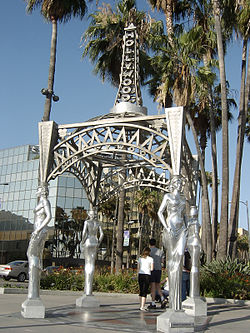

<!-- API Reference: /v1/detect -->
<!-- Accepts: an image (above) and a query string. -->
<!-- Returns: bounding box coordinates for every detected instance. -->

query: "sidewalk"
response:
[0,290,249,332]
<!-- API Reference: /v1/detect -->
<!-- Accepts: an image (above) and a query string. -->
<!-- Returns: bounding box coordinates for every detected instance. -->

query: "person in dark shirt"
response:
[148,238,165,309]
[182,249,191,301]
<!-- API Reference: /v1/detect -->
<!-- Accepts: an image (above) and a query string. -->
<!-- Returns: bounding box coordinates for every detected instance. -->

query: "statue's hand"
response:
[32,230,39,238]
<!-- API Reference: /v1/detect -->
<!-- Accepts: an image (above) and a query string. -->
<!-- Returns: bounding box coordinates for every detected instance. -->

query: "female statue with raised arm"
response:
[27,185,52,299]
[82,209,104,296]
[158,175,188,311]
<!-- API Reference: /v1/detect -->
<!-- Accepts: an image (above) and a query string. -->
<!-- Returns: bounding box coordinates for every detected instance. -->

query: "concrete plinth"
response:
[182,297,207,317]
[76,294,100,308]
[157,309,194,333]
[21,298,45,318]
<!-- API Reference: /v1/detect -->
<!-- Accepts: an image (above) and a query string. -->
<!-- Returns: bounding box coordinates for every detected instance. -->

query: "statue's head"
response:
[190,206,198,219]
[169,175,184,192]
[36,184,49,197]
[88,209,97,219]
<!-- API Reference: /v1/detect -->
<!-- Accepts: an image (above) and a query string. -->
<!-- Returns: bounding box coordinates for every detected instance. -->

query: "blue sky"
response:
[0,1,249,230]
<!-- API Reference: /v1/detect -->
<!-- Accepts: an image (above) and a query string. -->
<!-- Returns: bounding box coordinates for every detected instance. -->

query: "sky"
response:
[0,1,249,230]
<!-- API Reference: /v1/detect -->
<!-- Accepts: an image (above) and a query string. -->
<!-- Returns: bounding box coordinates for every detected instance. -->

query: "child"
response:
[137,247,154,311]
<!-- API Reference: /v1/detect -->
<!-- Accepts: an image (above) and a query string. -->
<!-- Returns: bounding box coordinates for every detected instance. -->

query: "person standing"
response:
[182,249,191,301]
[138,247,154,311]
[148,238,165,309]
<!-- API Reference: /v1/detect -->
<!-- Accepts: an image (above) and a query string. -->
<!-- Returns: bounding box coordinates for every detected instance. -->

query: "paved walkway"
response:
[0,291,250,332]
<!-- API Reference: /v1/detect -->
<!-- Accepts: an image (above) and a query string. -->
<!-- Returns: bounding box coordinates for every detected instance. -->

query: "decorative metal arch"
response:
[98,166,171,203]
[41,114,174,205]
[39,113,197,206]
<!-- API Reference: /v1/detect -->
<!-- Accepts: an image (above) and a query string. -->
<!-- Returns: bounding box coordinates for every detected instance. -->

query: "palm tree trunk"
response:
[212,0,229,259]
[210,112,219,259]
[138,213,144,257]
[203,53,219,259]
[165,1,175,48]
[186,111,212,262]
[43,18,57,121]
[115,165,126,274]
[228,40,250,258]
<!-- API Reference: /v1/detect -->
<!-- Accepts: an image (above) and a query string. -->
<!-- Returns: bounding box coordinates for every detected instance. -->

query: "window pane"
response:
[58,176,67,187]
[57,197,65,208]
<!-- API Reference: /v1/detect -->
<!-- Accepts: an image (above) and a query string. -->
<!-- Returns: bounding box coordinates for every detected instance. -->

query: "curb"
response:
[0,287,138,297]
[205,297,250,306]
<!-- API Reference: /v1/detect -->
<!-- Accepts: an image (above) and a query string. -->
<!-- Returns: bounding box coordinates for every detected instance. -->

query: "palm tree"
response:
[25,0,92,121]
[147,25,217,260]
[228,0,250,258]
[211,0,229,260]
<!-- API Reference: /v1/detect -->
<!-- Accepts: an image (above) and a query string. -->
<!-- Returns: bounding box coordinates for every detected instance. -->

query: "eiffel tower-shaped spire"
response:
[110,23,147,115]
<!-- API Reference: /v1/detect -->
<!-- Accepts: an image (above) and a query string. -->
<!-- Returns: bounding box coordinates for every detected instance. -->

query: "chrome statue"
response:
[27,185,52,299]
[158,175,188,311]
[187,206,202,297]
[81,209,104,296]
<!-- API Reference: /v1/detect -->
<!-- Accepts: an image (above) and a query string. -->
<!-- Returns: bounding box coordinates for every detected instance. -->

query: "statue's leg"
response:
[28,256,40,299]
[84,250,96,296]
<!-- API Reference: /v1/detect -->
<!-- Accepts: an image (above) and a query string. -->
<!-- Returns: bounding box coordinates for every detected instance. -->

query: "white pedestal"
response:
[21,298,45,318]
[76,294,100,308]
[157,309,194,333]
[182,297,207,317]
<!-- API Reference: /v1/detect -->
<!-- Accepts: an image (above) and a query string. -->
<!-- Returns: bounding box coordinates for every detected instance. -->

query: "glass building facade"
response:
[0,144,89,264]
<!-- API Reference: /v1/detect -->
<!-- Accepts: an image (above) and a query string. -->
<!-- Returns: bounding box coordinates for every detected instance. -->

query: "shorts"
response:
[138,274,151,297]
[150,270,161,283]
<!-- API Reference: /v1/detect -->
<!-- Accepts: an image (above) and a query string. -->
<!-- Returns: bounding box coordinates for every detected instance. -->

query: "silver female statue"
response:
[158,175,188,311]
[81,209,103,296]
[187,206,202,297]
[27,185,52,299]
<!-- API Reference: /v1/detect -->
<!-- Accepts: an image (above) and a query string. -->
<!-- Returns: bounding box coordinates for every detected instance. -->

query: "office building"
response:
[0,144,89,264]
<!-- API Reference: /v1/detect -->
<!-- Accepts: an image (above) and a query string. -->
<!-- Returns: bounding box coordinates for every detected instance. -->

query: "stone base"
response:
[76,294,100,308]
[21,298,45,318]
[157,309,194,333]
[182,297,207,317]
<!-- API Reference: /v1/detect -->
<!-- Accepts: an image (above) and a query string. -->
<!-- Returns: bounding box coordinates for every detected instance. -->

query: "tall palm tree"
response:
[211,0,229,260]
[25,0,92,121]
[228,0,250,258]
[147,25,217,260]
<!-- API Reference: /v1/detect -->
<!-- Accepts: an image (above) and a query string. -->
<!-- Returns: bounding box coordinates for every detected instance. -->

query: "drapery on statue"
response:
[81,209,104,296]
[27,185,52,299]
[158,175,188,311]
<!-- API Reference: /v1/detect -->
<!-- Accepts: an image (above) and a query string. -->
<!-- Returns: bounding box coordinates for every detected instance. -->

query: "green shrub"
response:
[200,258,250,300]
[40,260,250,300]
[40,267,139,293]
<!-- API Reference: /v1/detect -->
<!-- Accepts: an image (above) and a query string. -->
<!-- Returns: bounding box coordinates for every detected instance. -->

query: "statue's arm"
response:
[33,200,43,213]
[158,195,169,230]
[81,221,88,245]
[34,199,52,234]
[98,225,104,245]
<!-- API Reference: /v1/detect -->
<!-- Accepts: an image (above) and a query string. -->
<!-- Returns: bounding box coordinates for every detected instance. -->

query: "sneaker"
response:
[147,304,156,309]
[140,307,148,311]
[161,299,168,309]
